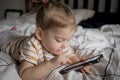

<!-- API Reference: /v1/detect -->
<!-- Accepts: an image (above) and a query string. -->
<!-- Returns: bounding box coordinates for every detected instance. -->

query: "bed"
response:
[0,0,120,80]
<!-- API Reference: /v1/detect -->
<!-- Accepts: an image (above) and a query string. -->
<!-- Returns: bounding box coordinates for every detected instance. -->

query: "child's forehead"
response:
[45,27,75,38]
[47,26,75,33]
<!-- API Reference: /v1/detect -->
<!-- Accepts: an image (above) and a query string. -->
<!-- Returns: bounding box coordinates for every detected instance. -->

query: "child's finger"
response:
[59,54,72,65]
[82,66,91,73]
[80,55,87,61]
[66,58,73,64]
[81,69,86,74]
[60,58,72,65]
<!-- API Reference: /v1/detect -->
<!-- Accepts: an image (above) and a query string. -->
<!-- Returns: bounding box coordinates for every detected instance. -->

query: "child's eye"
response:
[56,38,64,42]
[56,39,62,42]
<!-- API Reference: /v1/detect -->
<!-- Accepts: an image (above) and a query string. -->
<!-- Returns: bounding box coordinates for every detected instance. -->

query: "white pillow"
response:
[72,9,95,25]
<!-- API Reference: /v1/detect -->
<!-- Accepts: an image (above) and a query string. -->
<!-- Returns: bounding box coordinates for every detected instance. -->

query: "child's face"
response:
[40,27,75,56]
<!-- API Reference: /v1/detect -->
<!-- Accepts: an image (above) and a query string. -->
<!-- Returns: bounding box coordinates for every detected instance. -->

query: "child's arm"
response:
[18,53,72,80]
[18,60,55,80]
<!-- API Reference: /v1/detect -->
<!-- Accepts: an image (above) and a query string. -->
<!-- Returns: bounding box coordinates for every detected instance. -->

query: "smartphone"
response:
[60,54,103,74]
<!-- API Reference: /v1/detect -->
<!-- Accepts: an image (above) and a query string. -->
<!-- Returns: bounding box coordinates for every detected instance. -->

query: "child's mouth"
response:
[57,49,63,53]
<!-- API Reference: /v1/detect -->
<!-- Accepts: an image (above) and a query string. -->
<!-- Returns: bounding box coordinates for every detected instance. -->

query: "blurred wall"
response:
[0,0,25,19]
[60,0,118,12]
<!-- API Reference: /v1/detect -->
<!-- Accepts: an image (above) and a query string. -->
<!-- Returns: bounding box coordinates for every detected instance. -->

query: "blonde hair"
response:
[36,1,76,30]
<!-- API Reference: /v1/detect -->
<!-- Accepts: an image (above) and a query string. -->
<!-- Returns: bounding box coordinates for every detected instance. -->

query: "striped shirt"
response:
[4,34,73,65]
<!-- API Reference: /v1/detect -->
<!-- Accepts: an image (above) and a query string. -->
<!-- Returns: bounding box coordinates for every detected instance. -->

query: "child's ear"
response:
[35,27,42,40]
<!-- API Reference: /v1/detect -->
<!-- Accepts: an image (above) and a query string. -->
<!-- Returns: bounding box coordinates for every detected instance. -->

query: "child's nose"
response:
[61,45,65,49]
[61,43,68,49]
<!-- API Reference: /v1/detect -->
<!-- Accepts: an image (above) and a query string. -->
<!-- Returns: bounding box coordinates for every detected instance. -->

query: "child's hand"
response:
[79,56,91,74]
[50,53,73,66]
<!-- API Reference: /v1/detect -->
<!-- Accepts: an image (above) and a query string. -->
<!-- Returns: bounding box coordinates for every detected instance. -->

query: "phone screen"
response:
[60,54,103,74]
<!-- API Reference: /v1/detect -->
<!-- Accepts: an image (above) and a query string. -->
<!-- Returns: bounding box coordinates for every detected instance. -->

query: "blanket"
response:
[0,52,21,80]
[0,24,120,80]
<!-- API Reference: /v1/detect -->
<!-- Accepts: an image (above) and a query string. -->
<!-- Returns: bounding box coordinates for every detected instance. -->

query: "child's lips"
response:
[57,49,63,53]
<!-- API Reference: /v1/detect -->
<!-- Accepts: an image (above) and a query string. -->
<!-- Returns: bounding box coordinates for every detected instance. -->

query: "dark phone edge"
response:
[60,54,103,74]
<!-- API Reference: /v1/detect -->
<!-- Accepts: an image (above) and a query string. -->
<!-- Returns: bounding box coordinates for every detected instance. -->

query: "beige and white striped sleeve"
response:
[19,38,42,65]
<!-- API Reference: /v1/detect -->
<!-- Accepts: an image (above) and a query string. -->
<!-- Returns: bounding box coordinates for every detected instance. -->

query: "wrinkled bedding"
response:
[0,16,120,80]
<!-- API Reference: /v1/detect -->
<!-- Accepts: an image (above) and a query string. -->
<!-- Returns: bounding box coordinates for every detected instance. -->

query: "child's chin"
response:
[51,53,59,56]
[50,50,60,56]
